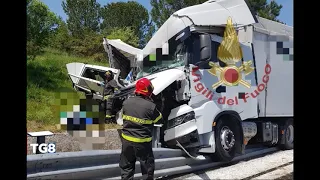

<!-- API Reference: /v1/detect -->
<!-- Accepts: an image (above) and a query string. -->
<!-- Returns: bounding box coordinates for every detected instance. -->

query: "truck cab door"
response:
[188,35,259,120]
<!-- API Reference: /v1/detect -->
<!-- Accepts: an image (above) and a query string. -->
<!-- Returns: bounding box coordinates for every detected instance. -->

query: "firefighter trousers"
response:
[119,139,155,180]
[105,98,114,116]
[104,97,116,123]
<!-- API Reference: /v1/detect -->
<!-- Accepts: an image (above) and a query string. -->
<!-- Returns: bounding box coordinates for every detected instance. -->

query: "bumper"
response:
[164,119,197,142]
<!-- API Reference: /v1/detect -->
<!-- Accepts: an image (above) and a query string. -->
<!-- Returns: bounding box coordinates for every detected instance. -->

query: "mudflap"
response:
[237,122,246,155]
[239,144,246,155]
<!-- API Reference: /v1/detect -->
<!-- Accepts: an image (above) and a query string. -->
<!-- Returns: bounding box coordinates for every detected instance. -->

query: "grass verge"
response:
[27,48,121,132]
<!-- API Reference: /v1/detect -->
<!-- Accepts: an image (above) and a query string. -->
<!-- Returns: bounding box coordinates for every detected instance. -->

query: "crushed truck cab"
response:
[66,0,293,162]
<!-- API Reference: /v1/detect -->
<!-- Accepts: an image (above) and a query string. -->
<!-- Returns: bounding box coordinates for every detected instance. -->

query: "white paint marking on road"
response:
[252,163,293,180]
[184,150,293,180]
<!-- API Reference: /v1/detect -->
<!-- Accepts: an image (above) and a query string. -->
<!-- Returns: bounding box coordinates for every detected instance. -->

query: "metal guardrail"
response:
[27,147,279,180]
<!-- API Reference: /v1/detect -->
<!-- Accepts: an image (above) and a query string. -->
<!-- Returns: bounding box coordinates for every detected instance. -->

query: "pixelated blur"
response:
[270,35,293,61]
[142,27,189,69]
[55,91,105,150]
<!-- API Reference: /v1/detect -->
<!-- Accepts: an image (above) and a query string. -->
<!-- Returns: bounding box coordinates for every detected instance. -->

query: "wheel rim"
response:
[220,126,235,151]
[286,125,294,144]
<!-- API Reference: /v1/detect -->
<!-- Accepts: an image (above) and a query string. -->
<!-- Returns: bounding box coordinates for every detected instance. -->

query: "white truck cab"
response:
[66,0,293,162]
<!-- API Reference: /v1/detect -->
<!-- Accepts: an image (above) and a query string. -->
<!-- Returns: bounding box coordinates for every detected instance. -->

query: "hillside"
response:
[27,48,121,132]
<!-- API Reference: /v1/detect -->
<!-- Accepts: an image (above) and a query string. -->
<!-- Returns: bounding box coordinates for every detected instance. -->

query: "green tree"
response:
[150,0,283,29]
[100,1,151,48]
[62,0,101,38]
[106,27,139,48]
[144,24,156,46]
[27,0,59,59]
[150,0,207,29]
[49,17,73,52]
[69,30,107,61]
[247,0,283,22]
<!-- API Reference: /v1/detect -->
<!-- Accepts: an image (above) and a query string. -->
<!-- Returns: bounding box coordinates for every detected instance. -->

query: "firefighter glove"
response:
[104,95,111,100]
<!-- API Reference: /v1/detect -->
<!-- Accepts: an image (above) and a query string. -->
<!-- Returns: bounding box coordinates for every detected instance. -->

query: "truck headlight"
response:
[167,111,195,129]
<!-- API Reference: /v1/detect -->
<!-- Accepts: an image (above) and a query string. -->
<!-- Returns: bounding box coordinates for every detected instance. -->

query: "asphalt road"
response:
[170,149,293,180]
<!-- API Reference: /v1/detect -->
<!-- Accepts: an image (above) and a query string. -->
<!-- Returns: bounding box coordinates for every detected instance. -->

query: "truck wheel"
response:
[279,119,294,150]
[213,119,238,162]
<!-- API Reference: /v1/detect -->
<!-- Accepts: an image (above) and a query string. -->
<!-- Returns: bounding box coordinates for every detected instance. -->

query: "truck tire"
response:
[279,119,294,150]
[213,119,238,162]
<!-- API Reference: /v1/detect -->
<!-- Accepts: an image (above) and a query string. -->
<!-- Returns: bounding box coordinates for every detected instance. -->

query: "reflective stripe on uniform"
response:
[153,113,162,123]
[123,114,153,124]
[122,114,162,124]
[121,133,152,143]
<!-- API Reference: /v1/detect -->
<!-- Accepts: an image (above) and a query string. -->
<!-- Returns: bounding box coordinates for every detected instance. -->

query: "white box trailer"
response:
[251,18,293,117]
[66,0,293,162]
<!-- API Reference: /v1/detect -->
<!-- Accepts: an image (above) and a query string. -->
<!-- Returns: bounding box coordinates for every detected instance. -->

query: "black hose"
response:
[176,140,205,160]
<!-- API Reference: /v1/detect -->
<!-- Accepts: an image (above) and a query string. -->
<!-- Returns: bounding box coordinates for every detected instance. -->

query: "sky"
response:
[40,0,293,27]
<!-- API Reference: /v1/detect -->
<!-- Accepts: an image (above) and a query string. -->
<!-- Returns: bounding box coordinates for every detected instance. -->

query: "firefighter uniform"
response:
[119,78,162,180]
[103,70,120,122]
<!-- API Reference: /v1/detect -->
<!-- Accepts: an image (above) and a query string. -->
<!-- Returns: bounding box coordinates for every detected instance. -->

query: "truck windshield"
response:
[136,41,187,79]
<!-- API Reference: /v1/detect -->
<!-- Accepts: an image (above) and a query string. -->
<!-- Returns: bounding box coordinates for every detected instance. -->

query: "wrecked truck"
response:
[66,0,293,162]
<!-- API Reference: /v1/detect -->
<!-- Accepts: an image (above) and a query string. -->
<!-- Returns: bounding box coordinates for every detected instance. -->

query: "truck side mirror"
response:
[199,34,212,62]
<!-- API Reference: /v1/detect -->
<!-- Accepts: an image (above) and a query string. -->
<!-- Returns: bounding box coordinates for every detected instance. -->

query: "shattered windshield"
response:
[136,41,187,79]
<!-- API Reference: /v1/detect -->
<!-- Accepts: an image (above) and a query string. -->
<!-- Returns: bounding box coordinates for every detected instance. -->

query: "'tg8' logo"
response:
[30,143,56,154]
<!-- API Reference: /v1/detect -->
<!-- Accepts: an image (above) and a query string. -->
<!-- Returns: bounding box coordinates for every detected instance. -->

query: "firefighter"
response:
[103,70,120,122]
[119,77,162,180]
